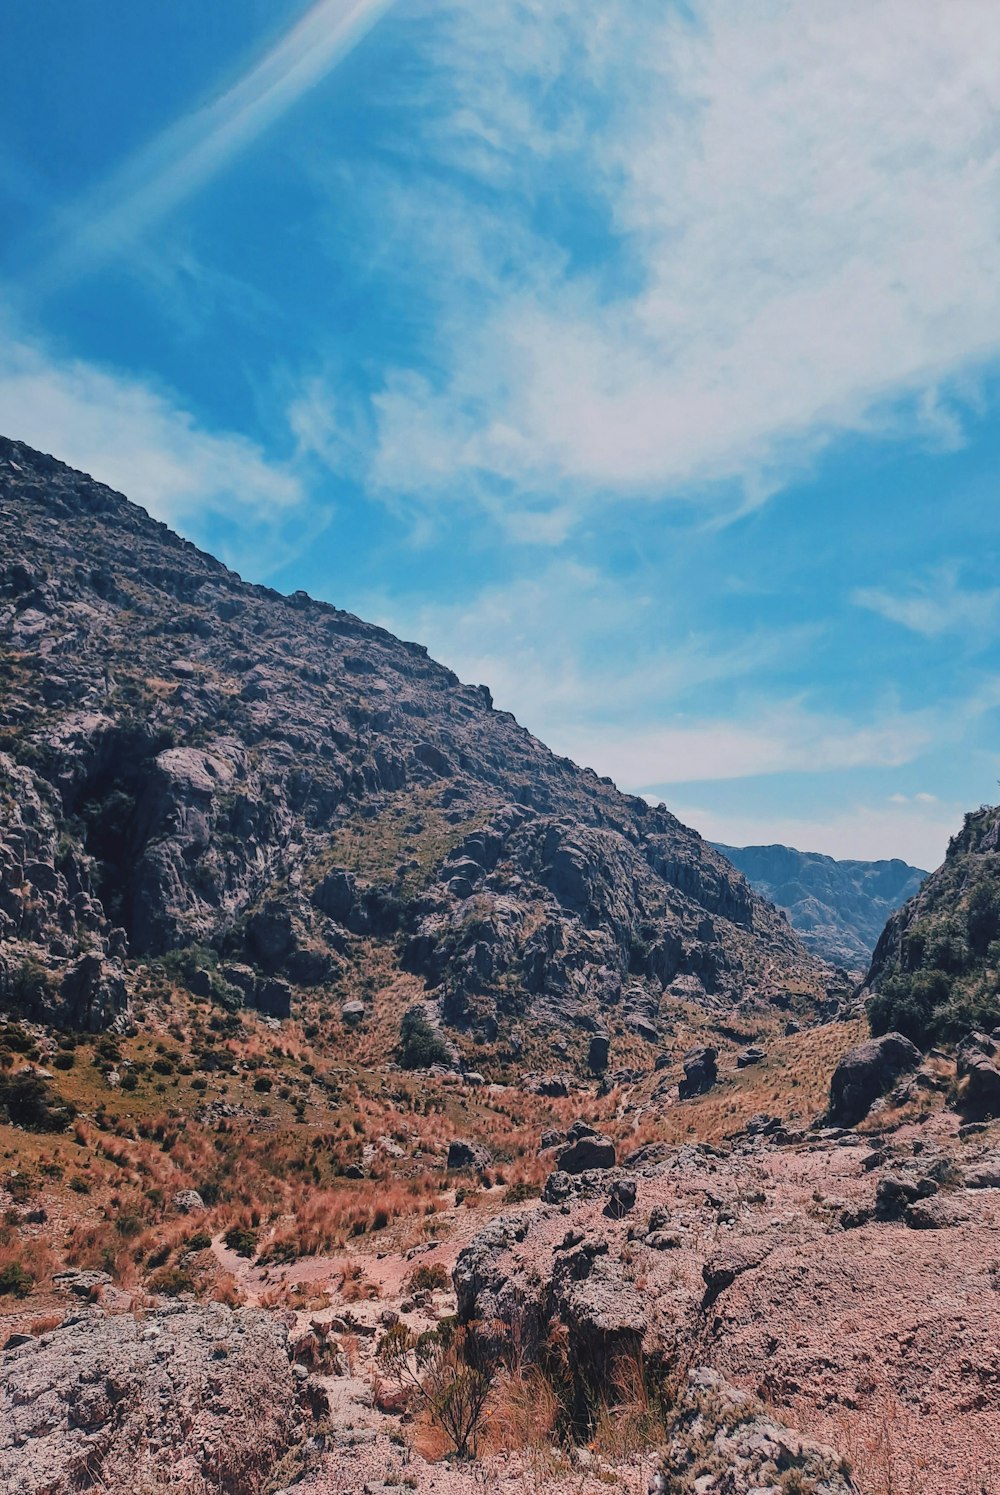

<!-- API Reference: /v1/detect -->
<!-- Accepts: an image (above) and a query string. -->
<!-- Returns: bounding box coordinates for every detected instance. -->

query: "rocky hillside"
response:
[0,436,833,1071]
[863,803,1000,1046]
[714,842,926,969]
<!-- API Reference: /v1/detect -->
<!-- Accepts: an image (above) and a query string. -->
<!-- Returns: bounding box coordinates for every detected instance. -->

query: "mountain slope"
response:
[863,803,1000,1045]
[0,436,833,1069]
[714,842,926,969]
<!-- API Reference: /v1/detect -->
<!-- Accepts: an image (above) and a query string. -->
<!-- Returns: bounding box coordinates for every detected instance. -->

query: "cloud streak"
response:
[853,566,1000,638]
[670,798,959,869]
[31,0,396,292]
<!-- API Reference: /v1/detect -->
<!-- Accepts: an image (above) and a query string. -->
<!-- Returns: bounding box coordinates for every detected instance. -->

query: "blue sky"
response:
[2,0,999,869]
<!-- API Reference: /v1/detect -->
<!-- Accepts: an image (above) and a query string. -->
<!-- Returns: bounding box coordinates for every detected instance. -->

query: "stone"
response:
[447,1139,493,1173]
[905,1197,964,1230]
[701,1245,767,1306]
[737,1045,766,1068]
[0,1304,303,1494]
[604,1179,637,1219]
[171,1189,205,1215]
[555,1134,616,1174]
[962,1152,1000,1188]
[874,1173,937,1220]
[956,1055,1000,1121]
[588,1032,610,1074]
[679,1045,718,1099]
[341,1001,366,1025]
[828,1032,920,1126]
[248,977,292,1019]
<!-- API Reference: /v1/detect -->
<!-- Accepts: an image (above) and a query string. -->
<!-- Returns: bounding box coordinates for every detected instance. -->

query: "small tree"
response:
[377,1319,502,1459]
[397,1005,451,1070]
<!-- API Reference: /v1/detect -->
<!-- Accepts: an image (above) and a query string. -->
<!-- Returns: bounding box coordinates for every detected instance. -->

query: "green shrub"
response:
[223,1224,257,1257]
[0,1072,75,1132]
[398,1007,451,1071]
[0,1261,33,1297]
[407,1261,450,1293]
[148,1266,195,1296]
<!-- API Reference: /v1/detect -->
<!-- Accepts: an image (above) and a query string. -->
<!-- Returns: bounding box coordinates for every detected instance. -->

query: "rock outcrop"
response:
[828,1032,921,1125]
[863,803,1000,1048]
[0,1303,309,1494]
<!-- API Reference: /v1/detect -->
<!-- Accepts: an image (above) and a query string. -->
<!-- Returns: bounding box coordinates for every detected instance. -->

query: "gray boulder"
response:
[956,1049,1000,1121]
[171,1189,205,1214]
[828,1032,920,1125]
[736,1045,766,1068]
[588,1032,610,1074]
[0,1304,304,1495]
[679,1044,718,1099]
[555,1132,616,1174]
[447,1138,492,1173]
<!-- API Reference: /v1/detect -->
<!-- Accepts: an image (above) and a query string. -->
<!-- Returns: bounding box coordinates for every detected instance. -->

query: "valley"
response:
[2,439,999,1495]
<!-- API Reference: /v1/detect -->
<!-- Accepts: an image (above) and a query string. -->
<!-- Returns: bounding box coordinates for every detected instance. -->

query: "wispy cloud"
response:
[311,0,1000,534]
[574,703,935,788]
[853,565,1000,638]
[29,0,396,293]
[0,329,309,576]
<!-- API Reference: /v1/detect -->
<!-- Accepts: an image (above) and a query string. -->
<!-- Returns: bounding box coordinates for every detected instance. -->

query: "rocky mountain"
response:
[0,436,834,1070]
[863,802,1000,1047]
[714,841,926,969]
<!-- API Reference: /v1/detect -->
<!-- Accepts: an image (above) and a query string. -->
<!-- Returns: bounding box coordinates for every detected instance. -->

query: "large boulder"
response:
[828,1032,920,1125]
[555,1125,616,1174]
[654,1367,855,1495]
[588,1031,610,1075]
[679,1044,718,1100]
[447,1138,493,1173]
[0,1304,305,1494]
[955,1038,1000,1121]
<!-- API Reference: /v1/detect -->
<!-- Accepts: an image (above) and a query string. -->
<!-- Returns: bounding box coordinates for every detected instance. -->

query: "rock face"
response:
[828,1032,921,1125]
[863,803,1000,1048]
[446,1138,493,1172]
[955,1037,1000,1121]
[715,841,925,969]
[0,437,832,1055]
[0,1303,306,1494]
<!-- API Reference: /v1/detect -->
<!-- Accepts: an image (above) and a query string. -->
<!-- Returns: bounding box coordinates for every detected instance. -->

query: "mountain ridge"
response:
[714,840,926,970]
[0,435,835,1070]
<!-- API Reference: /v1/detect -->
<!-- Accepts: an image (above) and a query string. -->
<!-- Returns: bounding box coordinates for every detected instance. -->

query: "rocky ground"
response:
[4,1013,1000,1494]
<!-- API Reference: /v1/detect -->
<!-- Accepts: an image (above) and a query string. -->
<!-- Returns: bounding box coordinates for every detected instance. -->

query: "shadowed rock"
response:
[828,1032,920,1125]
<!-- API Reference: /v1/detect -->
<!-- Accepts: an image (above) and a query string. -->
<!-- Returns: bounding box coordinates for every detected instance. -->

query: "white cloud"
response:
[853,566,1000,637]
[570,705,933,788]
[29,0,397,293]
[671,798,959,871]
[344,0,1000,528]
[0,331,302,536]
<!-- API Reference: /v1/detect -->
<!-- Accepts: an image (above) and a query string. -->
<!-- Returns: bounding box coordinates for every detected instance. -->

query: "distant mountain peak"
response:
[713,841,927,971]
